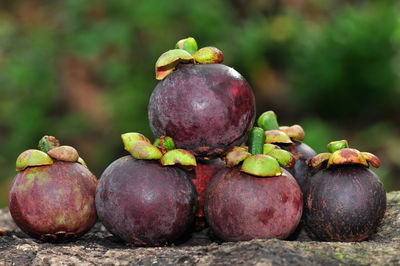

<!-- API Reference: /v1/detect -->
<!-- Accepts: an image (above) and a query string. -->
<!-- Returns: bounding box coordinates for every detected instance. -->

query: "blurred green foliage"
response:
[1,0,400,207]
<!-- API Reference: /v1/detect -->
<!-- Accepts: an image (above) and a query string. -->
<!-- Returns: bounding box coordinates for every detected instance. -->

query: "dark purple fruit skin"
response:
[95,156,197,245]
[204,167,303,242]
[282,141,317,192]
[304,165,386,242]
[148,64,256,158]
[9,161,98,241]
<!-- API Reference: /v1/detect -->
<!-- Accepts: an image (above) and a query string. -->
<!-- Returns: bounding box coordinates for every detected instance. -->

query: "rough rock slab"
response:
[0,191,399,265]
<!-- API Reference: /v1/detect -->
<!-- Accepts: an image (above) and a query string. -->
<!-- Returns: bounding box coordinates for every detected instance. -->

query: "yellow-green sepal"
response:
[127,140,163,160]
[224,149,252,167]
[155,49,194,80]
[77,157,88,168]
[161,149,197,169]
[309,152,332,168]
[327,148,368,168]
[16,149,53,171]
[241,154,282,177]
[153,136,175,154]
[361,152,381,168]
[193,46,223,64]
[265,130,293,144]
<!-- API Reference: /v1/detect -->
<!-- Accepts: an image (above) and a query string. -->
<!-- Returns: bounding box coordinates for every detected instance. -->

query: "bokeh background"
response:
[1,0,400,207]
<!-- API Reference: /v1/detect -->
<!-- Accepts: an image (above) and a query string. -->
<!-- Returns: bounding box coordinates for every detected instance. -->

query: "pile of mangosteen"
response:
[8,37,386,245]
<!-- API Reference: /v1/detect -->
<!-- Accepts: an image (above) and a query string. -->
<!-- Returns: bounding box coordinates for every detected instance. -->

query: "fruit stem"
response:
[327,140,349,153]
[248,127,266,155]
[38,136,60,153]
[257,111,280,131]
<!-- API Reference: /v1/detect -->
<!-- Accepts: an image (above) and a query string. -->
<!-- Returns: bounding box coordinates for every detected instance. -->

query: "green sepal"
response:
[155,49,194,80]
[121,132,151,152]
[161,149,197,168]
[16,149,53,171]
[193,46,223,64]
[241,154,282,177]
[265,149,296,168]
[263,144,279,155]
[153,136,175,154]
[175,37,198,55]
[327,140,349,153]
[257,111,280,131]
[127,140,163,160]
[224,150,252,167]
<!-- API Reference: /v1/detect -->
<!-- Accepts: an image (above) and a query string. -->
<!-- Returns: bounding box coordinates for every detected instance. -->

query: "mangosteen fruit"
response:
[9,136,97,242]
[148,37,255,159]
[305,140,386,242]
[204,128,302,241]
[257,110,316,192]
[192,158,225,230]
[95,133,198,245]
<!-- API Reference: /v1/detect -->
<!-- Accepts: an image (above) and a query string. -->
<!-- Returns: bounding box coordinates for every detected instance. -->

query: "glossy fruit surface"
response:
[9,162,98,241]
[304,165,386,241]
[204,167,302,241]
[148,64,255,159]
[95,156,197,245]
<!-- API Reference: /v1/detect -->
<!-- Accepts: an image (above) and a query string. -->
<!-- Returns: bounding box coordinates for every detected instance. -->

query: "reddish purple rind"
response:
[95,156,197,245]
[204,167,302,242]
[148,64,255,159]
[9,162,98,241]
[304,165,386,242]
[192,158,225,230]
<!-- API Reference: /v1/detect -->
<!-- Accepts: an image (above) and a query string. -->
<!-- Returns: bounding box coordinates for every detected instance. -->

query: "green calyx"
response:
[257,110,306,142]
[155,49,194,80]
[309,140,381,169]
[257,111,280,131]
[175,37,198,55]
[160,149,197,169]
[38,136,60,153]
[16,149,53,171]
[155,37,225,80]
[327,140,349,153]
[121,132,197,170]
[153,136,175,154]
[241,154,282,177]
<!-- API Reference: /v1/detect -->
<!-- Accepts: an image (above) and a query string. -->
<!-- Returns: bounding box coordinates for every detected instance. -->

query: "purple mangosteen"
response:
[305,140,386,242]
[95,133,198,245]
[148,38,255,159]
[9,136,97,242]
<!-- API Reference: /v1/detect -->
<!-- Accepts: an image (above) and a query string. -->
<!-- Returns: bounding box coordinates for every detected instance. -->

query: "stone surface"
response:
[0,191,399,265]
